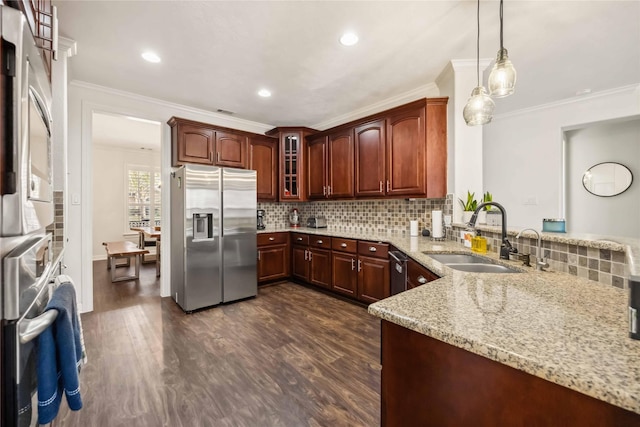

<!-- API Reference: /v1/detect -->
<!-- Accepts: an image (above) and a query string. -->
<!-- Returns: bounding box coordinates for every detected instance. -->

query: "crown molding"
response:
[69,80,274,134]
[58,37,77,57]
[493,84,640,121]
[450,58,492,72]
[311,82,440,131]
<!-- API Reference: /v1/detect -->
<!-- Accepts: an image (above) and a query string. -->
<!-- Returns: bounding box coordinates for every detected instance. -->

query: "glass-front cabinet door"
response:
[282,133,300,199]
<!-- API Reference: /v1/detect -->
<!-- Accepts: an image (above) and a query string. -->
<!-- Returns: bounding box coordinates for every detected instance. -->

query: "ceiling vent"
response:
[216,109,234,115]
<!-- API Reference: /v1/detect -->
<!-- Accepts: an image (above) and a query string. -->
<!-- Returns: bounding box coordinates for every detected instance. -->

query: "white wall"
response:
[565,118,640,237]
[483,84,640,231]
[67,81,274,312]
[92,145,161,258]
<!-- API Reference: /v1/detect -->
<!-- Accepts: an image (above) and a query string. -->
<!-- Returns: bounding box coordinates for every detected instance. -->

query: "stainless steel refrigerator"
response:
[170,164,257,312]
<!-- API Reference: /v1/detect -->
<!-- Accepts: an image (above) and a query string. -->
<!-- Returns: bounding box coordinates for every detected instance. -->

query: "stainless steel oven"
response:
[1,5,54,237]
[3,233,57,427]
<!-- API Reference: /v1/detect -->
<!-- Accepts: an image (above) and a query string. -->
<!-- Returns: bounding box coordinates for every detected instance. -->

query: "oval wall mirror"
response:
[582,162,633,197]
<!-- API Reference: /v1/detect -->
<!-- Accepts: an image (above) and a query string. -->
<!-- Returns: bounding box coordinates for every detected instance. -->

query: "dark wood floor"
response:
[54,261,381,426]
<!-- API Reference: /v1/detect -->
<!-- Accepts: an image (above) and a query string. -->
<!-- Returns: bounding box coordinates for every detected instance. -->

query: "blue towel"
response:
[36,281,83,424]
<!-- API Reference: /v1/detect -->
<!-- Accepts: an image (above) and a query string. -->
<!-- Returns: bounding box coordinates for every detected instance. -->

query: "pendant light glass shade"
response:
[488,48,516,97]
[463,86,495,126]
[464,0,493,126]
[489,0,516,97]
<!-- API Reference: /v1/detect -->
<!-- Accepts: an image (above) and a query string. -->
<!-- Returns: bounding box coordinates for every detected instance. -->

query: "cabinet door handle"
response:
[217,152,221,162]
[323,186,326,196]
[379,181,383,193]
[341,243,347,248]
[304,249,308,261]
[268,237,275,241]
[386,180,390,192]
[297,237,303,241]
[309,251,312,261]
[328,186,332,196]
[317,240,323,244]
[257,250,260,261]
[369,246,377,252]
[358,259,362,272]
[351,258,355,270]
[209,151,213,162]
[417,275,428,284]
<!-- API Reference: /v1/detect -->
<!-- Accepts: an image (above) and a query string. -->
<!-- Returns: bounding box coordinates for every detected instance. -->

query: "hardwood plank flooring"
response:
[54,261,381,426]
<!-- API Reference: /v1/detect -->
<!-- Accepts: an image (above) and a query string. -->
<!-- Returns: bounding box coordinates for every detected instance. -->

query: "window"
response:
[127,166,161,229]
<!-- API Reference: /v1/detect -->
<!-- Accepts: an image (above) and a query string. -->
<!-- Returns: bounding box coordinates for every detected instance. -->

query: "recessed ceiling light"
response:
[258,89,272,98]
[340,32,359,46]
[141,51,161,63]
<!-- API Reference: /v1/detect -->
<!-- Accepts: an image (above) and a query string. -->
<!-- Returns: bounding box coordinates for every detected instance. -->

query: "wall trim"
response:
[310,82,440,130]
[69,80,274,134]
[493,84,640,121]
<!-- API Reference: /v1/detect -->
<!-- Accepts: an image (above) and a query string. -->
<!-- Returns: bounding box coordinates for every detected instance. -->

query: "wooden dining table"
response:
[130,226,161,277]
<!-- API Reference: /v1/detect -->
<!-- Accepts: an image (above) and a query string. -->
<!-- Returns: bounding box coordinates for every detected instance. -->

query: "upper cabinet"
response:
[266,127,317,202]
[310,97,448,200]
[249,135,278,202]
[307,130,354,200]
[169,117,247,169]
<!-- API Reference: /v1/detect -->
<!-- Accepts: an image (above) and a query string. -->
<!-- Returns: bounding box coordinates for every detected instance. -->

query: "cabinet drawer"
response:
[310,236,331,249]
[291,233,309,246]
[407,259,439,289]
[257,232,288,247]
[332,238,357,253]
[358,241,389,259]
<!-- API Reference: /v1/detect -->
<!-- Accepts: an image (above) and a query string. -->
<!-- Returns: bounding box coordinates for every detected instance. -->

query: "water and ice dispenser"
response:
[193,213,213,240]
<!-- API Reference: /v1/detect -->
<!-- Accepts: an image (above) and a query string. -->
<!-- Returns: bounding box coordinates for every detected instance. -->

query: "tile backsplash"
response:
[46,191,64,259]
[259,198,446,235]
[261,193,630,290]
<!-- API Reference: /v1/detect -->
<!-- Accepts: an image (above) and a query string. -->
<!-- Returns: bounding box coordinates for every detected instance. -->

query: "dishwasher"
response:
[389,251,408,295]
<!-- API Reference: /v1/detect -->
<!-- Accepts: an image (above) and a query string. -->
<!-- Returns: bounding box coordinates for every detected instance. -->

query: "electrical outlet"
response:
[524,196,538,205]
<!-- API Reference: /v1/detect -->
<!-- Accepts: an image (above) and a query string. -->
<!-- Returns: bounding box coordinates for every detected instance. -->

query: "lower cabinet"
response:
[291,233,332,289]
[331,238,390,303]
[257,232,289,283]
[407,258,439,290]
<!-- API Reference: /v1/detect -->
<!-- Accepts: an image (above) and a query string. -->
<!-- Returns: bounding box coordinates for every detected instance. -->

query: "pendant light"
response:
[488,0,517,97]
[463,0,495,126]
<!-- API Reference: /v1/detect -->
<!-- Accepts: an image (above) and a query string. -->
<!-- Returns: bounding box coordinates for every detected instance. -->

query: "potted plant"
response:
[459,191,477,224]
[478,191,493,224]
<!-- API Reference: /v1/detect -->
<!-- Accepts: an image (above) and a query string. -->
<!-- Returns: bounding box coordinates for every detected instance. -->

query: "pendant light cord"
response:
[476,0,480,87]
[499,0,504,51]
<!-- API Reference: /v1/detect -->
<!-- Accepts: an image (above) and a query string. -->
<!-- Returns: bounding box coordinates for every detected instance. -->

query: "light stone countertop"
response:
[259,226,640,414]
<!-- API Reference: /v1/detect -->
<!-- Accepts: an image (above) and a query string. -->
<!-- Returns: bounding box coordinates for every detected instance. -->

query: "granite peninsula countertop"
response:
[259,226,640,414]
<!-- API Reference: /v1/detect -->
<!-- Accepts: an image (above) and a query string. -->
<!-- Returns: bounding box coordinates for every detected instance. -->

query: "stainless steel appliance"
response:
[1,6,54,237]
[306,216,327,228]
[257,209,265,230]
[170,165,257,312]
[389,250,408,295]
[2,6,58,426]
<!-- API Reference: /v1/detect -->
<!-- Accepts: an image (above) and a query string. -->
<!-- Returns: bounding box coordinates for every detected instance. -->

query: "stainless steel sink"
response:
[424,252,521,274]
[425,253,490,264]
[445,263,520,273]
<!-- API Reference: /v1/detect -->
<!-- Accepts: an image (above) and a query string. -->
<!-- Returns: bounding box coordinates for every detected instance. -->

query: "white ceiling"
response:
[57,1,640,129]
[92,112,161,151]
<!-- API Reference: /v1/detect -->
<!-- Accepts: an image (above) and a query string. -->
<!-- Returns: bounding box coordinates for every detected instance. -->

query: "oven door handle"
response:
[19,309,58,344]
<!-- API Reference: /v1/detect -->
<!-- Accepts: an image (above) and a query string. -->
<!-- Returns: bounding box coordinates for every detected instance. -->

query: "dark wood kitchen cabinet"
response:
[249,135,278,201]
[386,102,426,196]
[169,117,248,168]
[290,233,332,289]
[406,258,439,290]
[357,243,390,303]
[331,238,359,297]
[355,119,386,197]
[257,232,289,283]
[381,320,640,426]
[266,127,317,202]
[306,130,354,200]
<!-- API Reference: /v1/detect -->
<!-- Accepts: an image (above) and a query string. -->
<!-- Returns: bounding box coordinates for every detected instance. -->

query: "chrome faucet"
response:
[467,201,516,260]
[515,228,549,271]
